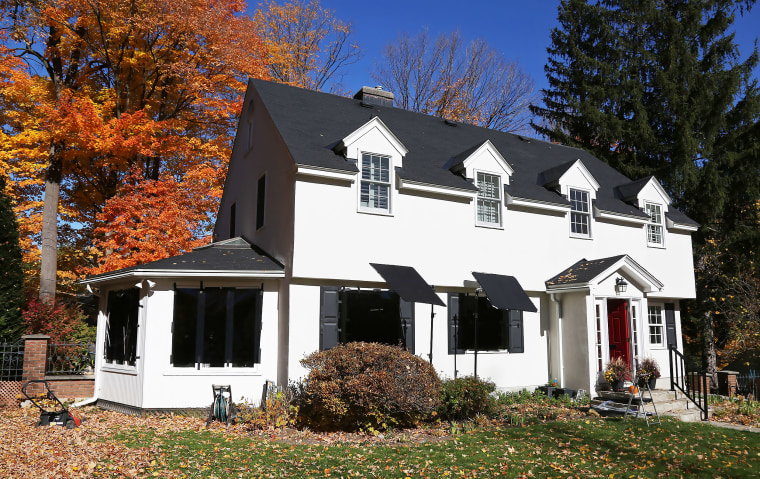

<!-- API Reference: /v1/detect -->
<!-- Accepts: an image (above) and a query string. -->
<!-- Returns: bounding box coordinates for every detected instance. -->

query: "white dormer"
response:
[541,159,600,239]
[448,140,514,182]
[618,177,671,248]
[339,116,408,215]
[448,140,513,228]
[340,116,408,168]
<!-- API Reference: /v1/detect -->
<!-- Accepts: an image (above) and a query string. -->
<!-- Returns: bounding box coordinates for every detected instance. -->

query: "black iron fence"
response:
[46,342,95,376]
[0,341,25,381]
[736,370,758,398]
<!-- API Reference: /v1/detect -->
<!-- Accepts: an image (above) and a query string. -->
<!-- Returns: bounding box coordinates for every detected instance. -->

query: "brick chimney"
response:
[353,86,394,107]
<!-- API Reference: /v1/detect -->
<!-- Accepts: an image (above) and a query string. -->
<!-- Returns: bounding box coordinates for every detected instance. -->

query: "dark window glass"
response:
[105,288,140,365]
[229,202,236,238]
[453,295,508,351]
[172,289,198,367]
[341,290,402,346]
[233,289,260,367]
[171,287,261,368]
[256,175,266,230]
[202,288,227,367]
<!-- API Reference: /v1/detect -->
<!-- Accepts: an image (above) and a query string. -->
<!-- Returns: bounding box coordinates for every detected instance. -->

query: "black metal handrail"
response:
[669,345,709,420]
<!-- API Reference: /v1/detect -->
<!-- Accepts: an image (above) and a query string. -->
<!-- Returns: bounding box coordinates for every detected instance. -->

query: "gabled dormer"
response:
[616,176,672,247]
[335,116,408,215]
[447,140,513,228]
[540,159,600,239]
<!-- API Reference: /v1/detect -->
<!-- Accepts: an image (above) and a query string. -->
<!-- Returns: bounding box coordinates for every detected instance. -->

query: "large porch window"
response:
[105,288,140,366]
[319,288,414,352]
[447,293,523,353]
[172,287,262,368]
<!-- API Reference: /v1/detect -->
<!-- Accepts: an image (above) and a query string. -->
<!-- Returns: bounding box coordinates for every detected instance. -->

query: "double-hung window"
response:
[647,305,664,347]
[476,172,501,226]
[645,202,664,246]
[569,188,591,237]
[360,153,391,212]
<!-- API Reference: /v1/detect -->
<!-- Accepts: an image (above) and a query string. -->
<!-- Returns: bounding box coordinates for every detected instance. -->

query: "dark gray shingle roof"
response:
[545,255,627,287]
[251,79,696,224]
[85,237,283,282]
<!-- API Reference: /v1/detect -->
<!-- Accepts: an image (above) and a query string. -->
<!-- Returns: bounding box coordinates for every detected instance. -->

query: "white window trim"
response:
[568,187,592,239]
[647,304,665,349]
[644,201,665,248]
[474,169,503,229]
[357,151,393,215]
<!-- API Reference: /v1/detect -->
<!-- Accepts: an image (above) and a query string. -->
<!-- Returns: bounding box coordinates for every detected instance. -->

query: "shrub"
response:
[22,297,96,343]
[237,386,298,429]
[438,376,496,420]
[297,342,441,431]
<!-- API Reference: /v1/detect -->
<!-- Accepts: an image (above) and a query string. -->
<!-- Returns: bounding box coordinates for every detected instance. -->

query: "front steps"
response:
[591,389,709,422]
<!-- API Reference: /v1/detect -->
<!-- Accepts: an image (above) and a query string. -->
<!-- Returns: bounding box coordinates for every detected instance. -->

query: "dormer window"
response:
[645,202,664,246]
[360,153,391,212]
[476,171,501,226]
[569,188,591,238]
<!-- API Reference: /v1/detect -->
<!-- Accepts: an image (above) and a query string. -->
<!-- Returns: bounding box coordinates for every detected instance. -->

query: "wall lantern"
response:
[615,277,628,295]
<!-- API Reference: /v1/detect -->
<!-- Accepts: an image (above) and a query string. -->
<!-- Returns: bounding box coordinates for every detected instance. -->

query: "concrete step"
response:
[592,389,710,422]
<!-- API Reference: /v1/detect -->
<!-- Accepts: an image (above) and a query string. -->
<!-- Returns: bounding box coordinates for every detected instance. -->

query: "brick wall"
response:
[4,334,96,403]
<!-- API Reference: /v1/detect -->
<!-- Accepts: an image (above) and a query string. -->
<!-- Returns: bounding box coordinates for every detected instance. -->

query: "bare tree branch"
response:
[372,30,538,134]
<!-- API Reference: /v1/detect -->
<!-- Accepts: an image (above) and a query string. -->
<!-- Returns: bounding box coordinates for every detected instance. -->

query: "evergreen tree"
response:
[533,0,760,381]
[0,175,25,342]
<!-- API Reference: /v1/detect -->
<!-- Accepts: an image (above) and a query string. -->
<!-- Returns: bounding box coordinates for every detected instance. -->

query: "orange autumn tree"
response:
[87,168,213,273]
[0,0,269,297]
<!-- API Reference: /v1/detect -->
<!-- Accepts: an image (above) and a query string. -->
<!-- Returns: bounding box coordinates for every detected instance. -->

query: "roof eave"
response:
[81,269,285,285]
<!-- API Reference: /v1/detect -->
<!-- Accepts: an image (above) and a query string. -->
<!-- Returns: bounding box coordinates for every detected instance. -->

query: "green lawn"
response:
[115,417,760,478]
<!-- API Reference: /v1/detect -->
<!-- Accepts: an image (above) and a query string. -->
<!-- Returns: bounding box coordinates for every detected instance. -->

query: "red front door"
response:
[607,300,629,367]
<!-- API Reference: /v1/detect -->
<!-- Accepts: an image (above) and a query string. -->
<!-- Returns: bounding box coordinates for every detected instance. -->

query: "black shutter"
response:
[508,310,524,353]
[319,287,340,351]
[448,293,464,354]
[664,303,677,349]
[255,289,264,363]
[400,299,415,353]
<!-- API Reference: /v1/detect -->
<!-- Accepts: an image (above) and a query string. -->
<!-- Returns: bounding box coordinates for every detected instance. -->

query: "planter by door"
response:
[612,380,624,392]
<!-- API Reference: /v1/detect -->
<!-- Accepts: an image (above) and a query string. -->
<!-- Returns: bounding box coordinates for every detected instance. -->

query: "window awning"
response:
[471,272,537,312]
[370,263,445,306]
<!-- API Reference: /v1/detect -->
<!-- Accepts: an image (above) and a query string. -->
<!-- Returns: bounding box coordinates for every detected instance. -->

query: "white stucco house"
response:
[83,79,698,412]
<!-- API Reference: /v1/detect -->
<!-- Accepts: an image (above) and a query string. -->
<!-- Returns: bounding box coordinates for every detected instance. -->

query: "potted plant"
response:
[604,357,630,392]
[636,357,661,389]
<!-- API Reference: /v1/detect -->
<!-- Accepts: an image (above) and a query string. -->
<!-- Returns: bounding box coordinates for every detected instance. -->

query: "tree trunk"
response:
[703,311,718,390]
[39,145,63,303]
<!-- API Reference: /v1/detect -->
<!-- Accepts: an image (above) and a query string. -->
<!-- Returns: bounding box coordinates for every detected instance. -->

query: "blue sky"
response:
[284,0,760,98]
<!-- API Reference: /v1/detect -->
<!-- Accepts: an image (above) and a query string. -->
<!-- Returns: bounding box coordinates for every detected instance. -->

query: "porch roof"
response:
[545,255,663,293]
[81,237,285,285]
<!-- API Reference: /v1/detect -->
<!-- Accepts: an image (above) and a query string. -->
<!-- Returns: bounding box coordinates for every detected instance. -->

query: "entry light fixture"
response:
[615,277,628,295]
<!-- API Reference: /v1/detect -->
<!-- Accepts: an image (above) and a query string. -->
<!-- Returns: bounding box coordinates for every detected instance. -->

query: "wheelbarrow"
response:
[22,380,82,429]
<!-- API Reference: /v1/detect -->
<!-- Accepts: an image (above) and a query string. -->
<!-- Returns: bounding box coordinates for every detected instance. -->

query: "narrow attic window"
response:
[256,175,266,230]
[645,202,664,247]
[569,188,591,238]
[476,172,501,226]
[359,153,391,213]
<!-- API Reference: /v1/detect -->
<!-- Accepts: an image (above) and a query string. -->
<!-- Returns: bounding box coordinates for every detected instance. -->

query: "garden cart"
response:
[22,379,81,429]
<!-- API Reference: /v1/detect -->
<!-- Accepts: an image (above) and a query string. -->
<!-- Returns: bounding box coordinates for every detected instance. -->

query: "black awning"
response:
[370,263,445,306]
[471,272,537,312]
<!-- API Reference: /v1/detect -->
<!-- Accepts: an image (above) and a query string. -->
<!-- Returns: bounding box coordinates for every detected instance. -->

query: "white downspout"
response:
[550,293,564,388]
